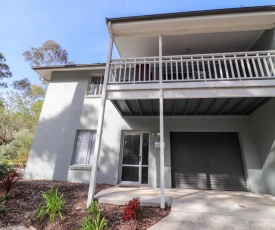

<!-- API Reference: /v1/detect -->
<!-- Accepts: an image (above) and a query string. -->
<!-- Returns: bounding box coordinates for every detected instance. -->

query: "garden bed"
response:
[0,180,170,229]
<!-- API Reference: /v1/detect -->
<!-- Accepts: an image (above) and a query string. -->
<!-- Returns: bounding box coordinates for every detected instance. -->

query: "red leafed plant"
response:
[0,163,20,196]
[123,197,141,221]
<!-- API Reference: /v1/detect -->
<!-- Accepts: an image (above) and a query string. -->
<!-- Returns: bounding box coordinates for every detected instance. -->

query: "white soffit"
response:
[115,30,264,57]
[110,12,275,37]
[34,65,105,81]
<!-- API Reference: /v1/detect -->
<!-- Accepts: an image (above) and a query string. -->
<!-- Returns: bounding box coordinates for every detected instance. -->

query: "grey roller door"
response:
[171,132,247,191]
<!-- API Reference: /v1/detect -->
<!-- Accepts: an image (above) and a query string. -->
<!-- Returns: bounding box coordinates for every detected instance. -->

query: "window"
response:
[72,130,96,165]
[88,76,103,96]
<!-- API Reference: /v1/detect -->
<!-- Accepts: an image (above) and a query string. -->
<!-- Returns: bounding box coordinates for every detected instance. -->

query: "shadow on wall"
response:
[25,80,96,182]
[96,144,120,185]
[251,98,275,195]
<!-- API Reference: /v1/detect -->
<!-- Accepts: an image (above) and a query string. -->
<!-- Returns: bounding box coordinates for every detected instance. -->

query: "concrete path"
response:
[95,186,172,207]
[150,189,275,230]
[95,187,275,230]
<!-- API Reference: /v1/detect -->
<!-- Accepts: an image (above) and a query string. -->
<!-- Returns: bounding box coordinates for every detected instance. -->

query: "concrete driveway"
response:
[149,189,275,230]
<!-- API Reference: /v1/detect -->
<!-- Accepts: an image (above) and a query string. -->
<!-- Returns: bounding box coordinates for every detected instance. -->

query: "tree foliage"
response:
[0,53,12,88]
[12,78,31,92]
[23,40,70,66]
[0,79,45,162]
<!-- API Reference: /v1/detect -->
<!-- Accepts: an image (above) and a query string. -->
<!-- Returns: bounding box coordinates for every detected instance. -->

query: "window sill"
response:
[86,94,101,98]
[69,165,92,171]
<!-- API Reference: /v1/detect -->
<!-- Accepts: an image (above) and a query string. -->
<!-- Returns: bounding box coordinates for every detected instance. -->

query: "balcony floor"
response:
[111,97,271,116]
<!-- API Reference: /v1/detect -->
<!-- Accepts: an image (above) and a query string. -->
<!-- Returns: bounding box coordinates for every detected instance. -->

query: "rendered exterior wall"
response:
[24,70,103,183]
[25,70,264,193]
[251,98,275,195]
[250,28,275,51]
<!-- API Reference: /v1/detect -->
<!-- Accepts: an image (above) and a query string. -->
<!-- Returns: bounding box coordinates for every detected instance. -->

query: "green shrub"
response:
[79,214,107,230]
[0,162,19,195]
[36,187,66,223]
[0,193,9,212]
[0,129,33,164]
[86,199,99,217]
[78,199,107,230]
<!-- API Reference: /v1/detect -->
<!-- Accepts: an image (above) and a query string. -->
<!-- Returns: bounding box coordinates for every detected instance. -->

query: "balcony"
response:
[108,50,275,87]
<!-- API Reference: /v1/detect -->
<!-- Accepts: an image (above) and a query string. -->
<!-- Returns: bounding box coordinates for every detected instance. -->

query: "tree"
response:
[0,53,12,88]
[0,79,46,162]
[12,78,31,92]
[22,40,70,66]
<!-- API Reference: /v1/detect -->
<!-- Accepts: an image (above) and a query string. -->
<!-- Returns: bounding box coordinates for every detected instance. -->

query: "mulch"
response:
[0,180,170,229]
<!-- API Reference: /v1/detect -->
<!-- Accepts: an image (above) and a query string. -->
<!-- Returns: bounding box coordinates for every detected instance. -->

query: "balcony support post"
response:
[87,37,113,206]
[159,34,165,209]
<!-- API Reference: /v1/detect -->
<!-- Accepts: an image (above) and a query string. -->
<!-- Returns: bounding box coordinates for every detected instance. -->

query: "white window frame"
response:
[71,130,96,168]
[87,76,103,96]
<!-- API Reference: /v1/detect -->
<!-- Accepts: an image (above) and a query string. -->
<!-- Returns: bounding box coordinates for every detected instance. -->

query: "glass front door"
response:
[121,132,149,184]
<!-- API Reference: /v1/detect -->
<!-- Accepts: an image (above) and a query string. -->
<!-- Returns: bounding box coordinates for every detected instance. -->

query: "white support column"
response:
[159,35,165,209]
[87,38,113,206]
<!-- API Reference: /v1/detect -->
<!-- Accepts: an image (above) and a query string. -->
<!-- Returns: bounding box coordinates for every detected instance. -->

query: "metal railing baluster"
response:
[191,57,195,80]
[240,57,247,78]
[154,59,156,81]
[235,55,241,79]
[268,52,275,77]
[263,56,271,76]
[170,57,173,80]
[202,57,206,80]
[207,60,211,79]
[245,54,253,78]
[229,58,235,79]
[123,61,127,82]
[223,55,229,79]
[218,58,223,79]
[128,63,131,82]
[176,60,179,80]
[213,56,217,79]
[144,59,146,81]
[149,62,151,82]
[138,62,141,82]
[181,57,184,80]
[133,59,136,83]
[197,60,200,79]
[251,57,259,78]
[118,62,122,83]
[164,60,167,81]
[257,53,265,77]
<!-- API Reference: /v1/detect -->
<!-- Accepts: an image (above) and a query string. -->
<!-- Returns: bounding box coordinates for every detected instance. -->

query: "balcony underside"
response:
[111,97,271,116]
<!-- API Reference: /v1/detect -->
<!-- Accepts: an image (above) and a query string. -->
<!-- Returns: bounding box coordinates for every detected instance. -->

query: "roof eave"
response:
[106,5,275,24]
[32,63,106,81]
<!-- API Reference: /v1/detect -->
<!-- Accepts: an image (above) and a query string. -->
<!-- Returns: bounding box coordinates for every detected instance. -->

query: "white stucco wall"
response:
[24,70,102,182]
[251,98,275,195]
[25,70,264,193]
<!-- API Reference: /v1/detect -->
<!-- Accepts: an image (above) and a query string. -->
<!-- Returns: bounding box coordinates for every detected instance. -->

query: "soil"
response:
[0,180,170,230]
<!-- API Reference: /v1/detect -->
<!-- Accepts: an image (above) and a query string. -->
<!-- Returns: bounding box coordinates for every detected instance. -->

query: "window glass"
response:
[88,76,103,95]
[73,130,96,165]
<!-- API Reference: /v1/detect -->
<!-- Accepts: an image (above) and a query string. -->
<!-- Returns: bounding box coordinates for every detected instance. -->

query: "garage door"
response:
[170,132,247,191]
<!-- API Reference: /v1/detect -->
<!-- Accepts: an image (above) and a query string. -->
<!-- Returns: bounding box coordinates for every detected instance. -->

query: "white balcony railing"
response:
[108,51,275,84]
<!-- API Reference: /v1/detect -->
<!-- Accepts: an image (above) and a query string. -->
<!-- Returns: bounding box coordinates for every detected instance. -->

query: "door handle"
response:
[139,155,141,161]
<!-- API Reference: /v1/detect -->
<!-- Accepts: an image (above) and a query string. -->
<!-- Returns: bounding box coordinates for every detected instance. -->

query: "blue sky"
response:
[0,0,274,85]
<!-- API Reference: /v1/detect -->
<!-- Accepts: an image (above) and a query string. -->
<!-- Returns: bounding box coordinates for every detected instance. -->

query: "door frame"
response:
[119,131,149,185]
